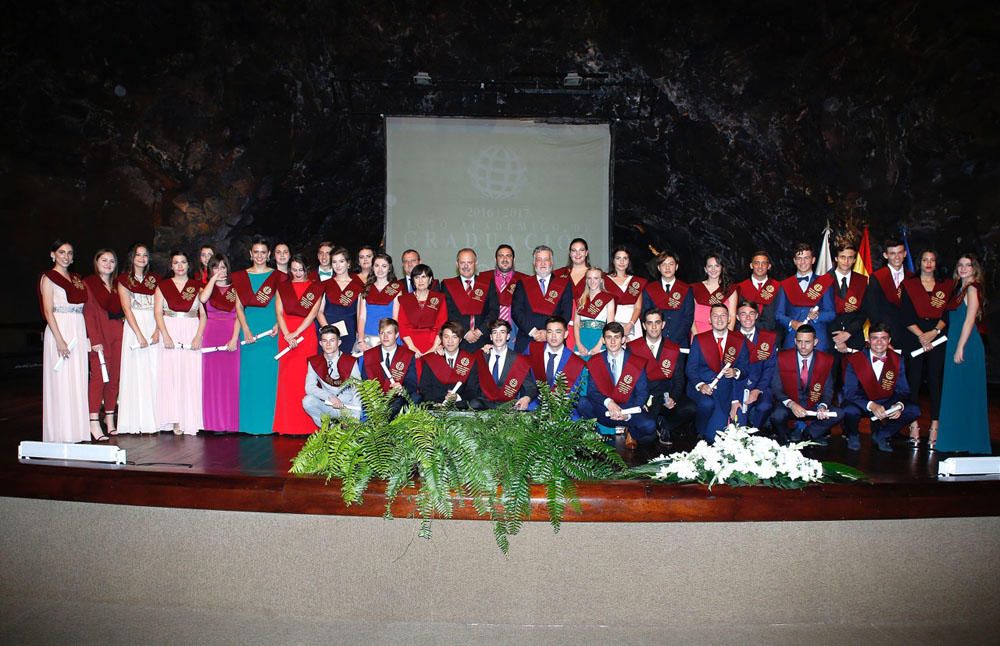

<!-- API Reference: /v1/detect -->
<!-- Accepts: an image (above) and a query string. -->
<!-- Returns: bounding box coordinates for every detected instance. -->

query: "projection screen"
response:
[385,117,611,278]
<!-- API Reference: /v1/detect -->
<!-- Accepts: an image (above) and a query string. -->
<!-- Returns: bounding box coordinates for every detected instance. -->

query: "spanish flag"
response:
[854,226,873,339]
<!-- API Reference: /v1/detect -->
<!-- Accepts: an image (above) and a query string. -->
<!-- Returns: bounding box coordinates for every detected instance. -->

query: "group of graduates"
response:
[40,234,990,454]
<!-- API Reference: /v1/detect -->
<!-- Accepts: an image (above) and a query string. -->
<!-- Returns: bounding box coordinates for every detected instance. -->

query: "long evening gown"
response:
[239,271,279,435]
[575,301,612,359]
[42,283,90,442]
[156,298,204,434]
[118,288,160,434]
[202,295,240,432]
[273,282,319,434]
[937,301,991,454]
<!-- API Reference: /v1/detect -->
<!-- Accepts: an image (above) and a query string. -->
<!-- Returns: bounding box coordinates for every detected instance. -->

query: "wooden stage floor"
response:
[2,377,999,523]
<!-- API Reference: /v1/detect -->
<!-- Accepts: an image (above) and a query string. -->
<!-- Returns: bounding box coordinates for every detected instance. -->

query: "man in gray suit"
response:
[302,325,362,427]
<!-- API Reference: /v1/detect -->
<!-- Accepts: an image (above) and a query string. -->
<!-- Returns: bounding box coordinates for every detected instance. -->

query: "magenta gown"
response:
[202,295,240,431]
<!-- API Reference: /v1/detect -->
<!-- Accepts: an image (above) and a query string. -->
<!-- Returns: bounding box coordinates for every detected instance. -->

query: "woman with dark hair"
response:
[40,240,91,442]
[937,253,990,453]
[357,252,402,351]
[554,237,590,300]
[273,254,324,434]
[199,253,250,432]
[691,254,737,336]
[273,242,291,277]
[317,247,365,354]
[196,245,215,286]
[355,245,375,284]
[84,248,123,436]
[154,250,206,435]
[605,245,646,342]
[117,243,160,434]
[900,250,953,448]
[397,263,447,357]
[231,236,281,434]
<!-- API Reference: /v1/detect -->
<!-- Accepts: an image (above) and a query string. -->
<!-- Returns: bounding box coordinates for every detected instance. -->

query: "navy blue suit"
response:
[775,274,835,352]
[741,329,777,430]
[641,282,694,348]
[685,333,750,442]
[511,275,574,353]
[576,350,656,443]
[769,350,842,442]
[842,350,921,449]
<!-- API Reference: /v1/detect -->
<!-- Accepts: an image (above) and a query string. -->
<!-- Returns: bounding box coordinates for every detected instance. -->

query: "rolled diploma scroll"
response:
[274,337,304,360]
[617,406,643,416]
[803,409,838,418]
[241,328,276,346]
[200,345,231,354]
[910,335,947,357]
[53,337,77,372]
[870,402,904,422]
[680,347,690,354]
[449,381,463,395]
[707,362,732,389]
[802,306,819,326]
[96,347,109,383]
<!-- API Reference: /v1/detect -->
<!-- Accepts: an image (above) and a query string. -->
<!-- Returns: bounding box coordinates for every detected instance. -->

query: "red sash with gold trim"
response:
[117,272,158,296]
[902,277,954,319]
[84,275,122,316]
[209,285,238,311]
[492,271,524,307]
[363,345,415,392]
[278,280,323,318]
[309,353,358,387]
[475,353,532,402]
[364,280,403,306]
[604,275,646,306]
[779,273,834,307]
[421,351,478,386]
[522,274,571,315]
[586,352,646,405]
[576,291,612,318]
[45,270,88,304]
[694,330,745,374]
[442,274,492,315]
[736,278,779,306]
[231,270,279,308]
[778,350,834,408]
[160,279,201,312]
[847,351,900,401]
[691,282,729,306]
[873,267,912,306]
[744,329,777,364]
[398,291,445,328]
[644,279,690,311]
[628,337,681,381]
[528,342,586,389]
[832,272,868,314]
[322,275,365,309]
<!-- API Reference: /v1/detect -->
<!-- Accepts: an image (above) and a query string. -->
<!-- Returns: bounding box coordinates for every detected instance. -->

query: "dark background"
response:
[2,1,997,378]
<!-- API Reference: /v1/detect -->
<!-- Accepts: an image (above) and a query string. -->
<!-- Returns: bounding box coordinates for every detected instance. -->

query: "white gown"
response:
[118,288,160,434]
[42,282,90,442]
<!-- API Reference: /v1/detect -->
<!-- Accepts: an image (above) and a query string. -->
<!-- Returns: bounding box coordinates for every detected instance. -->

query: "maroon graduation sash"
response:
[522,274,571,315]
[872,267,912,306]
[528,342,586,389]
[323,275,366,308]
[209,285,238,312]
[736,278,779,306]
[160,279,201,312]
[779,273,834,307]
[604,275,646,305]
[364,280,404,306]
[492,271,525,307]
[644,279,690,311]
[691,282,730,306]
[778,350,834,407]
[45,270,88,304]
[398,291,445,328]
[847,351,901,401]
[117,272,158,295]
[902,277,954,319]
[231,270,279,307]
[442,274,492,315]
[744,329,777,364]
[554,266,586,299]
[627,337,681,381]
[576,291,612,318]
[309,353,358,387]
[948,281,983,311]
[84,275,122,316]
[421,351,478,386]
[278,280,324,318]
[587,352,646,405]
[475,353,532,402]
[694,330,745,374]
[363,345,415,392]
[832,272,868,314]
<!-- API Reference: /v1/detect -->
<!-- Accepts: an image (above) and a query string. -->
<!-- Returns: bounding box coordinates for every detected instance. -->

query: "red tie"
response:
[872,356,885,363]
[800,359,809,386]
[716,337,725,362]
[465,279,473,296]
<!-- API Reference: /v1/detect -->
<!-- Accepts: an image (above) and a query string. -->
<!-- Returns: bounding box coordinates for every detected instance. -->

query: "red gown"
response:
[83,275,124,415]
[272,280,321,434]
[397,290,448,354]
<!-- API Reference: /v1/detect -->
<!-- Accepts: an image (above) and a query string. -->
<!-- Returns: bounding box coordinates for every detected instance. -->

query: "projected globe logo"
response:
[467,145,527,200]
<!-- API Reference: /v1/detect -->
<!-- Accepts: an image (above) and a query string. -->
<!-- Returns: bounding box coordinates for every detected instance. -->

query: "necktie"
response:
[539,278,546,294]
[384,351,391,370]
[716,336,725,362]
[492,353,501,382]
[327,359,336,379]
[465,279,473,295]
[839,276,848,299]
[546,352,556,385]
[610,356,619,382]
[893,272,901,288]
[800,358,809,386]
[448,357,454,369]
[755,281,763,293]
[497,272,512,322]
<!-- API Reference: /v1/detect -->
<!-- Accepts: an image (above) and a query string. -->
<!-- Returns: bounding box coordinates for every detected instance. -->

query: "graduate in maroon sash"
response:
[553,238,591,300]
[628,309,694,445]
[418,321,479,407]
[468,319,538,410]
[691,254,738,336]
[441,249,498,352]
[512,245,575,353]
[397,263,448,357]
[685,304,751,442]
[575,321,655,448]
[863,238,913,345]
[573,268,616,357]
[316,247,365,353]
[900,250,953,446]
[641,250,694,348]
[357,252,403,351]
[361,317,419,419]
[842,322,920,452]
[735,250,780,333]
[770,325,841,444]
[775,243,836,351]
[735,300,777,430]
[116,243,161,435]
[604,246,646,341]
[83,248,124,437]
[829,243,869,354]
[527,316,587,393]
[490,244,526,331]
[302,325,363,427]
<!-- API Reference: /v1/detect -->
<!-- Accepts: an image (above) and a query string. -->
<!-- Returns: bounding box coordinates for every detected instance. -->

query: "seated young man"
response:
[735,300,777,431]
[527,315,587,393]
[467,319,538,411]
[302,325,363,427]
[575,321,656,448]
[686,303,750,442]
[842,321,920,452]
[359,317,419,418]
[770,324,842,445]
[418,321,479,408]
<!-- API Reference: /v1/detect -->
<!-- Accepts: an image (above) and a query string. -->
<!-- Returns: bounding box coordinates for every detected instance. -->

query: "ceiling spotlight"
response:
[413,72,433,86]
[563,72,582,87]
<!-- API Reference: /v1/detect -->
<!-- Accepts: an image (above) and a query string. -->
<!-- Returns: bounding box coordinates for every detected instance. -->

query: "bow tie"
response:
[797,276,811,283]
[872,356,885,363]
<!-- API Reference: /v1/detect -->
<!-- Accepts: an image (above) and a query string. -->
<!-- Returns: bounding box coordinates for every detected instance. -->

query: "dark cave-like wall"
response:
[2,1,997,374]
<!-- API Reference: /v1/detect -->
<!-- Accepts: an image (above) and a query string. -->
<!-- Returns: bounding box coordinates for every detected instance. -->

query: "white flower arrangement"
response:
[637,423,842,489]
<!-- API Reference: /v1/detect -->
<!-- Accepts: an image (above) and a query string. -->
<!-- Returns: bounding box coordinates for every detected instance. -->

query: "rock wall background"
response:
[2,1,997,376]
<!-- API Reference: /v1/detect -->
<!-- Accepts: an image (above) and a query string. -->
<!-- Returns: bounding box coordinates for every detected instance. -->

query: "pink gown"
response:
[156,294,204,434]
[42,282,90,442]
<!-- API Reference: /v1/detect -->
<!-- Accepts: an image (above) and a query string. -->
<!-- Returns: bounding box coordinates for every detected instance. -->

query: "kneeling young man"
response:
[528,316,587,393]
[418,321,479,408]
[468,319,538,410]
[302,325,363,427]
[360,317,419,418]
[770,324,841,445]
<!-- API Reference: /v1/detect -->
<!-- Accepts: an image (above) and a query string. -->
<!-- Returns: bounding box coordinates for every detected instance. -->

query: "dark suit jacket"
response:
[685,333,750,406]
[417,355,480,405]
[641,286,694,348]
[743,329,777,397]
[441,276,500,351]
[771,350,834,409]
[511,275,574,353]
[828,270,869,351]
[583,349,649,412]
[863,268,910,346]
[842,349,912,410]
[468,350,539,403]
[775,275,836,351]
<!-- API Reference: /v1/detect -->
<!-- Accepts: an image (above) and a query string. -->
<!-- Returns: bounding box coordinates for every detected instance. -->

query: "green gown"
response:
[239,271,279,435]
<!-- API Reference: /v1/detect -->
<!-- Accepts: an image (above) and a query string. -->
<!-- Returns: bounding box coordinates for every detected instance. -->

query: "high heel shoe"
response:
[89,416,110,442]
[104,410,117,436]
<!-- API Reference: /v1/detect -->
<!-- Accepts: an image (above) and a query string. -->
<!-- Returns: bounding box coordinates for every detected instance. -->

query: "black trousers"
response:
[904,319,946,420]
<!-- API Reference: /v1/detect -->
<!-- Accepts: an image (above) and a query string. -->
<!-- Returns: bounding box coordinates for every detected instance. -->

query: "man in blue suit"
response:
[842,322,921,452]
[686,304,750,442]
[735,300,777,430]
[770,325,842,445]
[775,243,836,352]
[641,250,694,348]
[576,322,656,448]
[511,245,574,353]
[527,316,587,394]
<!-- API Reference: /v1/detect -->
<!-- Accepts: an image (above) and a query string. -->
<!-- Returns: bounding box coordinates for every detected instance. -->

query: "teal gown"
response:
[936,302,991,454]
[239,271,279,435]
